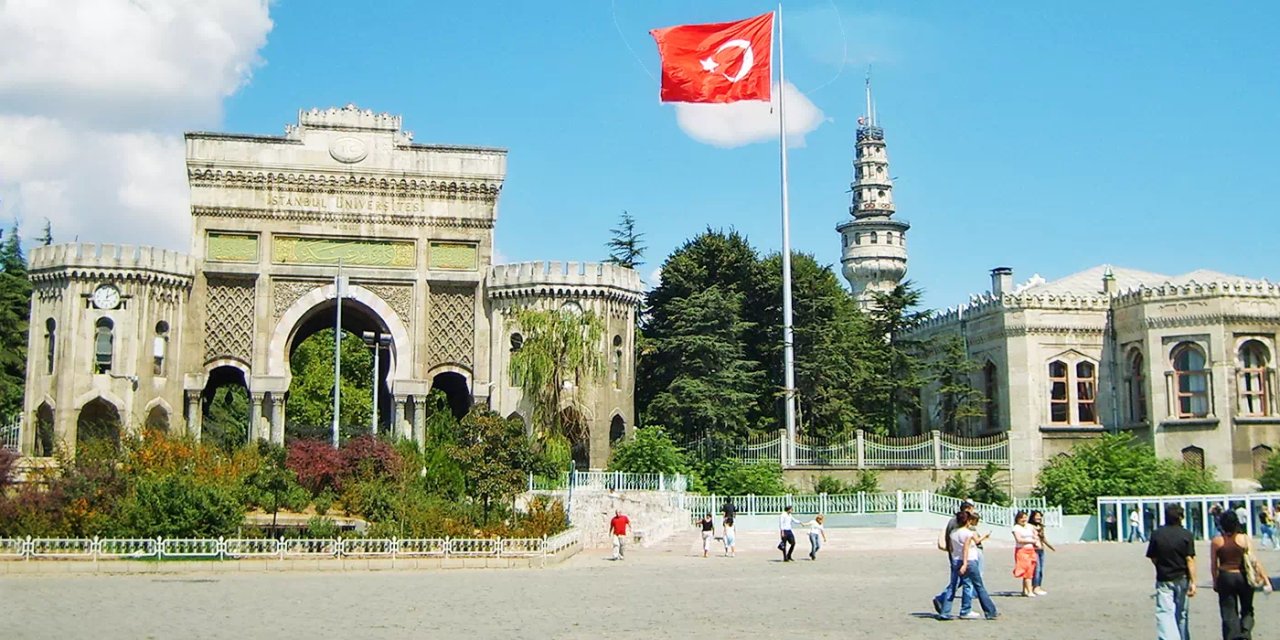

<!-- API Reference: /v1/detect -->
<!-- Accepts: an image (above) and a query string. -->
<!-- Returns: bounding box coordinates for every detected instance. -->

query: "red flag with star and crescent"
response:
[650,12,773,103]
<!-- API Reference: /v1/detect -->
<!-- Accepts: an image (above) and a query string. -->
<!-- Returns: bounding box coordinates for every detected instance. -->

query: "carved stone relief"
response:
[427,285,475,367]
[362,283,414,327]
[204,276,256,362]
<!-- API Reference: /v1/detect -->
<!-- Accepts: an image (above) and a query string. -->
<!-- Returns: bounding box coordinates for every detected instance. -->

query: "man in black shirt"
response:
[1146,504,1197,640]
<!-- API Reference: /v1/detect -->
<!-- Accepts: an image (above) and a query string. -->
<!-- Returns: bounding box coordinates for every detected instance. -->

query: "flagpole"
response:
[775,4,797,466]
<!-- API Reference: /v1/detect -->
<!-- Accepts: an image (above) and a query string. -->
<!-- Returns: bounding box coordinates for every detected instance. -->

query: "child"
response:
[807,515,827,560]
[699,513,714,558]
[723,516,736,557]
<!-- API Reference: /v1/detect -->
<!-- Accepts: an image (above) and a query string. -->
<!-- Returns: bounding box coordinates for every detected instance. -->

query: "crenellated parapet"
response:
[487,261,643,306]
[29,243,196,288]
[1114,278,1280,308]
[296,104,402,132]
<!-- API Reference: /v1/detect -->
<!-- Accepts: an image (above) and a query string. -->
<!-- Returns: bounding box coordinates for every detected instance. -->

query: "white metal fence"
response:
[685,430,1010,469]
[679,490,1062,528]
[1098,492,1280,542]
[0,530,582,562]
[529,470,688,492]
[0,415,19,453]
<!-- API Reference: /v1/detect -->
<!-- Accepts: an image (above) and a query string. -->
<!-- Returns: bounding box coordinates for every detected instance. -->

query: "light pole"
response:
[361,331,391,437]
[331,264,348,449]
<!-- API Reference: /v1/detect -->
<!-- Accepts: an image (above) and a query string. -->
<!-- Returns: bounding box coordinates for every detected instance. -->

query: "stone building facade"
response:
[910,265,1280,493]
[21,105,643,469]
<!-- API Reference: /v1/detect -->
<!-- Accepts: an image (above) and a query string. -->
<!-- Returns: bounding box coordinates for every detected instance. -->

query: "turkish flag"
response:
[650,12,773,103]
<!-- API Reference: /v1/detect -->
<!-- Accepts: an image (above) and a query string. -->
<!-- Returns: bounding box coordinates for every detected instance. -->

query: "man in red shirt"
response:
[609,510,631,560]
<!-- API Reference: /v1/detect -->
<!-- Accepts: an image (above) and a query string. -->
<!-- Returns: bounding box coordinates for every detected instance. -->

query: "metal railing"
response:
[0,415,20,453]
[684,430,1010,469]
[529,470,688,493]
[679,490,1063,528]
[1098,492,1280,542]
[0,530,582,562]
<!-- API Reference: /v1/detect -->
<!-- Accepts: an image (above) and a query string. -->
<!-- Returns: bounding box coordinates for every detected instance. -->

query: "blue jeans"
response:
[959,557,998,618]
[936,558,974,617]
[1033,548,1045,588]
[808,532,821,558]
[1128,526,1146,543]
[1262,524,1277,550]
[1154,578,1190,640]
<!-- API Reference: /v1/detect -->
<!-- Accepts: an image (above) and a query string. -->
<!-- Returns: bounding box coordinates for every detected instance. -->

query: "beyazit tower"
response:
[837,77,909,310]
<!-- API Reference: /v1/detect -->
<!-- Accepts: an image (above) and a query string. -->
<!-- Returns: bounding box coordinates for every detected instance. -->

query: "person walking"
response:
[722,497,738,523]
[1130,508,1148,543]
[1259,506,1277,550]
[699,513,715,558]
[609,509,630,561]
[1211,504,1225,539]
[1011,510,1040,597]
[1212,509,1268,639]
[1029,509,1055,596]
[722,516,737,557]
[1148,504,1197,640]
[778,506,802,562]
[806,515,827,560]
[955,511,999,620]
[933,501,977,614]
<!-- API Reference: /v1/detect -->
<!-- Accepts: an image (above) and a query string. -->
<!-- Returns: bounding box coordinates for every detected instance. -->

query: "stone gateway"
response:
[21,105,643,469]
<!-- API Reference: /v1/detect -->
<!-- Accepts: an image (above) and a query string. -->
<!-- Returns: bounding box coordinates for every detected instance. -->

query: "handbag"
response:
[1241,537,1272,592]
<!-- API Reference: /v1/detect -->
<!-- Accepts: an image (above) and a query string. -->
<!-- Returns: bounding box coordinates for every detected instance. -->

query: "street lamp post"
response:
[361,331,392,437]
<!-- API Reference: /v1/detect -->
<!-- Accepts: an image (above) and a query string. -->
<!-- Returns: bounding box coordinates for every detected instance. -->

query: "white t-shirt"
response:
[949,528,975,563]
[780,513,800,531]
[1012,523,1039,548]
[809,521,824,536]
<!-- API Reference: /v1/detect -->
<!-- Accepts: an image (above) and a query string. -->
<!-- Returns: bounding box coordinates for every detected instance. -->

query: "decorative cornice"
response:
[191,206,495,229]
[1146,313,1280,330]
[488,285,642,306]
[29,268,193,290]
[186,169,502,203]
[1115,279,1280,307]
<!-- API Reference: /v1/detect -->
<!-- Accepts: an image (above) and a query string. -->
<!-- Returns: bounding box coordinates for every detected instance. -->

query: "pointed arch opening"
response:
[609,414,626,445]
[34,402,55,457]
[76,397,121,447]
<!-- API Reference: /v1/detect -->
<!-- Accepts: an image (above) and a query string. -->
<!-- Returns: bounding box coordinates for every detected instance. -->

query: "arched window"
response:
[612,335,623,389]
[153,321,169,377]
[94,317,114,374]
[1253,445,1274,478]
[1181,445,1205,470]
[1048,360,1069,423]
[44,318,55,375]
[1076,361,1098,424]
[983,361,999,432]
[1126,349,1148,423]
[1238,340,1271,416]
[1172,343,1209,418]
[870,231,878,244]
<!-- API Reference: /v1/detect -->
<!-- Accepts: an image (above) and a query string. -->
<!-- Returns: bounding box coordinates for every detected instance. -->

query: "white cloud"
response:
[0,0,272,248]
[645,266,662,290]
[673,82,826,149]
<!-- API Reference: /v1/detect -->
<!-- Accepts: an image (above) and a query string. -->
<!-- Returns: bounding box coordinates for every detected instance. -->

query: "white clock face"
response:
[92,284,120,310]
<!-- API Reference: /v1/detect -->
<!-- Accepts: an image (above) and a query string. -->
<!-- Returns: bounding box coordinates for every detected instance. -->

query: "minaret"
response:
[837,75,910,311]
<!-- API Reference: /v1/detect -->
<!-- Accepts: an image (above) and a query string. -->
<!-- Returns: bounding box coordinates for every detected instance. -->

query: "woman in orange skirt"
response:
[1011,510,1041,597]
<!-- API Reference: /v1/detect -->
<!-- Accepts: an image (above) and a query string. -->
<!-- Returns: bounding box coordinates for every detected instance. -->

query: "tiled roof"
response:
[1015,264,1259,297]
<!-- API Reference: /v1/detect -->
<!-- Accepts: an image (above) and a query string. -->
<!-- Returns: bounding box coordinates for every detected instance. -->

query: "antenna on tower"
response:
[864,65,874,127]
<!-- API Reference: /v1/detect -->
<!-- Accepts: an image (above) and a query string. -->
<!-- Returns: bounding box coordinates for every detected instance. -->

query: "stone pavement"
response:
[4,527,1279,639]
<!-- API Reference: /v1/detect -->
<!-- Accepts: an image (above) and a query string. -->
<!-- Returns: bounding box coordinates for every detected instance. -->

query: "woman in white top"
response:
[806,515,827,560]
[722,516,736,557]
[1011,510,1041,597]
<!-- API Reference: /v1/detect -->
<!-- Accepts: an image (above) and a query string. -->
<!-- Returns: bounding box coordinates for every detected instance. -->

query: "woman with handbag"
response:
[1212,509,1269,639]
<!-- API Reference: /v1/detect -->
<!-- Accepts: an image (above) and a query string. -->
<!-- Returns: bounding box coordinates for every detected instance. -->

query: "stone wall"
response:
[529,489,690,549]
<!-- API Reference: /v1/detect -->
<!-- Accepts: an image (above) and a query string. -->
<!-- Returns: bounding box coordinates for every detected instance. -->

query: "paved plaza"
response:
[4,528,1279,639]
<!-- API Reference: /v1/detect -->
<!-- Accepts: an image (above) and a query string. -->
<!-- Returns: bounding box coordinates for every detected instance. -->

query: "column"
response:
[393,395,408,440]
[249,392,265,442]
[412,397,427,446]
[185,390,203,442]
[270,393,286,444]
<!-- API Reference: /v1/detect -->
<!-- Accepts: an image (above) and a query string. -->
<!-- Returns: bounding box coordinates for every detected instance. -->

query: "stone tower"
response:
[837,78,909,310]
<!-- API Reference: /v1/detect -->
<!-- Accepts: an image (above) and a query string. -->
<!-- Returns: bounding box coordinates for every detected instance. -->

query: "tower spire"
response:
[836,75,910,311]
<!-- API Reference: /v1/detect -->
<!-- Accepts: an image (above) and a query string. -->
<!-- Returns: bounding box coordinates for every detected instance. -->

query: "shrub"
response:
[286,439,343,495]
[851,470,880,494]
[970,462,1010,506]
[306,515,339,538]
[607,426,688,474]
[510,495,568,538]
[1034,434,1226,514]
[313,489,336,516]
[1260,452,1280,491]
[111,473,245,538]
[812,471,880,494]
[937,473,969,500]
[697,459,786,495]
[341,435,403,481]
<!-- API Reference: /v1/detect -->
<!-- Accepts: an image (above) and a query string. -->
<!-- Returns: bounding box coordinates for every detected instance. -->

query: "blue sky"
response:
[2,1,1278,309]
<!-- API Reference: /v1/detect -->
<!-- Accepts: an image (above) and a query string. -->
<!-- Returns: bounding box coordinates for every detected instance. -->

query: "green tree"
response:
[604,210,646,269]
[37,219,53,246]
[607,426,687,474]
[0,224,30,416]
[450,410,538,522]
[930,336,986,434]
[644,286,762,442]
[639,229,764,428]
[1034,434,1225,514]
[508,307,604,448]
[243,442,310,537]
[202,384,249,452]
[970,462,1011,506]
[1257,452,1280,490]
[112,473,245,538]
[749,253,880,439]
[284,328,373,441]
[866,282,931,434]
[695,458,786,495]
